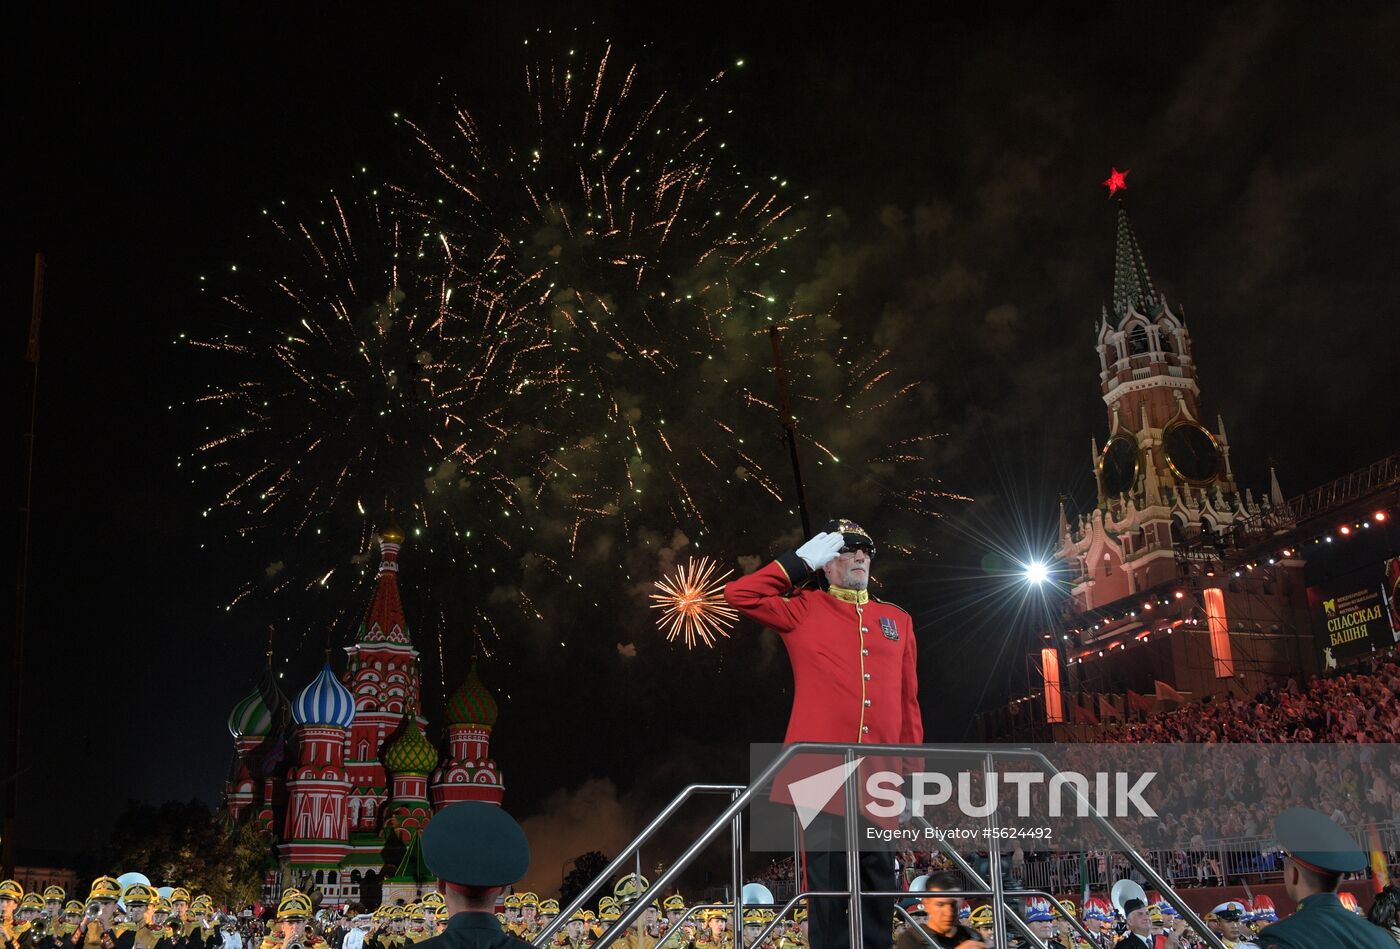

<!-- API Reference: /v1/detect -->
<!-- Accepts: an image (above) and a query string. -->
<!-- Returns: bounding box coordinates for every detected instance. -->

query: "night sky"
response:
[6,2,1399,884]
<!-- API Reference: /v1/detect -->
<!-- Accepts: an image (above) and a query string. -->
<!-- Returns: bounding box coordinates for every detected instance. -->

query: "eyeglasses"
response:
[839,545,875,556]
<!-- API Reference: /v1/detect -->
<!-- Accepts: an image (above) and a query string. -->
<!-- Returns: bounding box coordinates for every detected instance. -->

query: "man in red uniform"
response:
[724,519,923,949]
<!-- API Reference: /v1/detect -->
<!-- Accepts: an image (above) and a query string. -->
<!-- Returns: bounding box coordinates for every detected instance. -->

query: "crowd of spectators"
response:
[1101,653,1400,744]
[751,654,1400,894]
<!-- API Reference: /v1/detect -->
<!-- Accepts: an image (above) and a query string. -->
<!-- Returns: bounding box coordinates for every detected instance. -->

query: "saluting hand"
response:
[796,532,845,571]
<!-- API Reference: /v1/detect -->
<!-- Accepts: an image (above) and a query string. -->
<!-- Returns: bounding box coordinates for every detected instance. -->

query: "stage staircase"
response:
[531,742,1229,949]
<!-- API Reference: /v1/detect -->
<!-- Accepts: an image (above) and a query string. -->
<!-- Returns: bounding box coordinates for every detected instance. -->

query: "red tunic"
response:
[724,557,923,818]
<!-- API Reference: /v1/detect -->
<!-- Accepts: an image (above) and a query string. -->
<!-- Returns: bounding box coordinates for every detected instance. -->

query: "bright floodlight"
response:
[1024,561,1049,585]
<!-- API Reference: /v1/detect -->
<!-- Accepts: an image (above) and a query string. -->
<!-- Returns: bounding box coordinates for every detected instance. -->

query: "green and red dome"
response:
[384,714,438,775]
[444,662,497,728]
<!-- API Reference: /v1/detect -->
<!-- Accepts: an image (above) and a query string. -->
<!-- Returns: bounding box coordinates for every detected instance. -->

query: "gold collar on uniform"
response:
[826,585,868,606]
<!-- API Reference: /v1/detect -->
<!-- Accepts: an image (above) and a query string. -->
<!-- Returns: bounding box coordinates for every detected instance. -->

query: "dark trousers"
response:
[803,811,895,949]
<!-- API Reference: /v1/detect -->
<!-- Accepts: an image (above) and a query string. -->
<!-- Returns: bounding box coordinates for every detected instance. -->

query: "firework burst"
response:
[187,44,953,660]
[650,556,738,648]
[400,43,806,541]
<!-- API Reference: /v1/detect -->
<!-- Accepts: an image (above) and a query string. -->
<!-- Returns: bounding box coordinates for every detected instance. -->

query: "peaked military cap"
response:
[821,519,874,553]
[421,801,530,887]
[87,878,122,902]
[1275,806,1368,874]
[612,873,648,903]
[122,884,158,906]
[276,892,313,920]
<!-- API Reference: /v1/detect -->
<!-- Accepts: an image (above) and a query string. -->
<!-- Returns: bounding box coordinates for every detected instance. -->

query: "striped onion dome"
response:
[292,663,356,728]
[384,714,438,776]
[227,687,274,739]
[445,661,497,727]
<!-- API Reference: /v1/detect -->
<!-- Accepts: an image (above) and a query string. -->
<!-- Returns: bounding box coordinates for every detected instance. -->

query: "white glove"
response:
[796,531,846,571]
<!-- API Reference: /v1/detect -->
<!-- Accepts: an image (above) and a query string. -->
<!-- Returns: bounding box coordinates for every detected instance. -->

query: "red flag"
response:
[1074,694,1100,725]
[1098,693,1122,721]
[1370,823,1391,892]
[1127,690,1153,715]
[1154,679,1185,703]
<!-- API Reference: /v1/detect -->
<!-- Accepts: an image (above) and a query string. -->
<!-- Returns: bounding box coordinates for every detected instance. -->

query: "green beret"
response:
[422,802,530,886]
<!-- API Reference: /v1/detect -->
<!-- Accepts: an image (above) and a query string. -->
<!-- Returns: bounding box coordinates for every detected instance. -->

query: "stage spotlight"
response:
[1376,511,1388,522]
[1024,561,1048,584]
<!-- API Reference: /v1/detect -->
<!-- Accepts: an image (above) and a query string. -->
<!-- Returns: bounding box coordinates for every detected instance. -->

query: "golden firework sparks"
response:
[650,556,738,649]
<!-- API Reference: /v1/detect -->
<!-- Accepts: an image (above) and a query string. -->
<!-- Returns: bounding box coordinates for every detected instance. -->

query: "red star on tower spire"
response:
[1103,167,1129,196]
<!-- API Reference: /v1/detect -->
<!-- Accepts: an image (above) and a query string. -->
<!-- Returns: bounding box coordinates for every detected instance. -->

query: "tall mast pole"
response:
[768,326,812,537]
[5,252,45,878]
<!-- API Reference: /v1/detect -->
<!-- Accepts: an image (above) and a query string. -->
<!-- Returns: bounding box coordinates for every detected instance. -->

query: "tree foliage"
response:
[559,851,611,907]
[106,800,271,908]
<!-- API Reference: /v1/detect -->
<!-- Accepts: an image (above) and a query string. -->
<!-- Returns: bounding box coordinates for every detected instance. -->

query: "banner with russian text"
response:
[1307,564,1399,672]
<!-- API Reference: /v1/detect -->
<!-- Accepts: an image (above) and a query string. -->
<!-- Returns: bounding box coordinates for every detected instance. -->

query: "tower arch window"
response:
[1129,323,1150,355]
[1158,326,1175,354]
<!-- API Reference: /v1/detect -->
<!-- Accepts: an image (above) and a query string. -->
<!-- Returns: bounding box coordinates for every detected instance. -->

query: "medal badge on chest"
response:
[880,617,899,640]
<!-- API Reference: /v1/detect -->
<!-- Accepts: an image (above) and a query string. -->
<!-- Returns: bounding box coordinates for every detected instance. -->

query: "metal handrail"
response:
[530,783,742,947]
[569,741,1227,949]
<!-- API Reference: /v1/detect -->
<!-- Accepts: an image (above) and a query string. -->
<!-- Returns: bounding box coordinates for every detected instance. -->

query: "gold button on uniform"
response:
[863,673,871,680]
[861,648,869,656]
[864,699,872,707]
[861,725,870,734]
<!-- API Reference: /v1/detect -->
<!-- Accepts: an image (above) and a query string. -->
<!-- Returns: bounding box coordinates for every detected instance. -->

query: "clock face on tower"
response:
[1099,434,1139,497]
[1162,422,1222,483]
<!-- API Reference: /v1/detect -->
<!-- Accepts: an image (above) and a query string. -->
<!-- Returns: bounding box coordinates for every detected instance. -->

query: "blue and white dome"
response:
[292,663,356,728]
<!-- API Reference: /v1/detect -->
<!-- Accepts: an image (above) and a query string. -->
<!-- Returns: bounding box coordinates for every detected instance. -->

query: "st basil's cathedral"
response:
[220,527,503,907]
